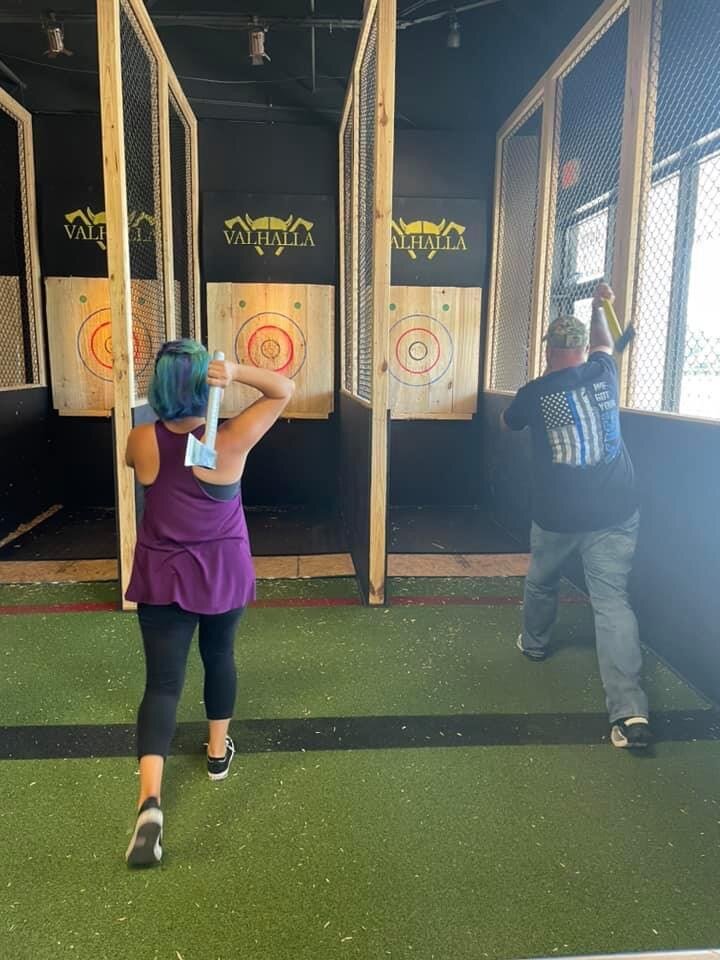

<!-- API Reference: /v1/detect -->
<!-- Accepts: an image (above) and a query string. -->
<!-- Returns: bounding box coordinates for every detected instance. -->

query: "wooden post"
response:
[528,76,558,381]
[338,106,349,392]
[188,112,201,341]
[368,0,396,606]
[0,89,46,387]
[613,0,657,406]
[158,61,176,342]
[97,0,137,609]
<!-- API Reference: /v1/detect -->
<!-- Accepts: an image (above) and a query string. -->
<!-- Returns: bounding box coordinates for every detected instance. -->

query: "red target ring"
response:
[235,312,307,379]
[395,327,441,375]
[77,308,153,383]
[389,313,454,387]
[247,325,295,374]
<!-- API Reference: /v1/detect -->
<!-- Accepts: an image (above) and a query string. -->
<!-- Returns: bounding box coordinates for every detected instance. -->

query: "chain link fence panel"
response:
[168,89,193,341]
[490,102,543,392]
[120,0,166,399]
[342,108,355,394]
[544,6,629,339]
[630,0,720,419]
[357,16,378,404]
[0,103,39,387]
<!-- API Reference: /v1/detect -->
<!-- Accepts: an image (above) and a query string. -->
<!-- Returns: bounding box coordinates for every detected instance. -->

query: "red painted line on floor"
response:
[0,595,588,616]
[390,595,587,607]
[0,601,118,615]
[253,597,360,608]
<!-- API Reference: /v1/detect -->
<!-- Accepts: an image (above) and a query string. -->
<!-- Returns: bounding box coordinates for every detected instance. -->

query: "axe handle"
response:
[601,299,623,342]
[204,350,225,452]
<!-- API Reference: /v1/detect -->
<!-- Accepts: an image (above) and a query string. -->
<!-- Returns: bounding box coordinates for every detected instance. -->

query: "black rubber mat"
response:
[0,507,117,561]
[245,506,347,556]
[389,506,523,554]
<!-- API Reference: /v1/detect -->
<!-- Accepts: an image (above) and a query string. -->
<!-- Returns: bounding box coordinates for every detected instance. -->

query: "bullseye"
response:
[389,313,454,387]
[235,312,307,379]
[77,307,153,382]
[408,340,429,362]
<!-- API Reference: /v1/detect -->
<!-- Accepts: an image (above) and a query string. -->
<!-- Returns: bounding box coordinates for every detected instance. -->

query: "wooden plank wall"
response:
[206,282,334,419]
[389,286,482,419]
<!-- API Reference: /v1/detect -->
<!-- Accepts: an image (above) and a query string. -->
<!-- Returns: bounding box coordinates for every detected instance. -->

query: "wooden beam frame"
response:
[338,100,350,393]
[168,70,201,341]
[613,0,657,405]
[97,0,137,609]
[158,61,176,341]
[0,87,46,388]
[528,76,558,380]
[368,0,396,606]
[487,0,633,389]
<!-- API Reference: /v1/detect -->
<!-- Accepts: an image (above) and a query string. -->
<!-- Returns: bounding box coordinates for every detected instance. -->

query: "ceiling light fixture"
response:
[42,11,73,58]
[249,19,270,66]
[447,12,461,49]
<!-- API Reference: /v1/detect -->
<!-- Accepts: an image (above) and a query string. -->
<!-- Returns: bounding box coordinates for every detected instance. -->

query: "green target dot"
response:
[294,301,302,310]
[138,297,146,306]
[389,303,396,311]
[442,304,450,312]
[238,300,246,308]
[79,295,87,303]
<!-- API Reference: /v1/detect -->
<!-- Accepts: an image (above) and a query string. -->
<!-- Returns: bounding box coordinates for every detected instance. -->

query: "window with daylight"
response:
[630,142,720,419]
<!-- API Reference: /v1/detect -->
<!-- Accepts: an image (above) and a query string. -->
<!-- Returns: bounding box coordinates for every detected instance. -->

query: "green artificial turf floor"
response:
[1,577,719,960]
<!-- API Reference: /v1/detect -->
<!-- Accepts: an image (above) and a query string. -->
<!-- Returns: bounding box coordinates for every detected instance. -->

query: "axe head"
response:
[184,432,217,471]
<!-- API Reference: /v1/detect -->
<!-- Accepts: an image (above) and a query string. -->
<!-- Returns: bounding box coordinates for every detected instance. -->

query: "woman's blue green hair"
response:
[149,339,210,421]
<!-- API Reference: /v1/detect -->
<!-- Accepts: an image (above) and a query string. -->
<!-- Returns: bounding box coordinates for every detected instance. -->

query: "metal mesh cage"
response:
[169,89,193,340]
[356,17,378,403]
[0,105,39,388]
[544,6,629,341]
[342,108,355,394]
[630,0,720,418]
[490,102,543,392]
[120,0,166,399]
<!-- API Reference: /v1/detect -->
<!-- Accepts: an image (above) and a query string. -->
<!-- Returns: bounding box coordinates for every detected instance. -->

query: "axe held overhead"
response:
[185,350,225,471]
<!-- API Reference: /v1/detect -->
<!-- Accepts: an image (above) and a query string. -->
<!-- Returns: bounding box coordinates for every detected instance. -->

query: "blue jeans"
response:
[522,510,648,724]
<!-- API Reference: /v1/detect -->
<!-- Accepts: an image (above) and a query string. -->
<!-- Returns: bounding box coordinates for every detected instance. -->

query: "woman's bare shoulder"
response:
[130,422,158,442]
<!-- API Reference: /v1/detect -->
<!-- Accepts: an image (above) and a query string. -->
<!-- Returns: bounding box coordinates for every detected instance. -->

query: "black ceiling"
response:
[0,1,604,129]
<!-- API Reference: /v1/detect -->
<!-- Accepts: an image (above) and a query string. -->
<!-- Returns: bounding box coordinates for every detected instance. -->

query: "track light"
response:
[42,11,73,58]
[447,13,461,49]
[249,19,270,66]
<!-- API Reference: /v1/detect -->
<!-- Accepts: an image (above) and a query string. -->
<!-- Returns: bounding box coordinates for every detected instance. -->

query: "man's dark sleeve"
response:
[503,385,531,431]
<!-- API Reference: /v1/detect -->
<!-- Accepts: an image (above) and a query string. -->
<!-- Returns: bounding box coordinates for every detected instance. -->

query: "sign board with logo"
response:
[39,187,162,279]
[391,198,485,287]
[203,193,336,285]
[45,276,165,415]
[207,282,334,420]
[388,285,482,420]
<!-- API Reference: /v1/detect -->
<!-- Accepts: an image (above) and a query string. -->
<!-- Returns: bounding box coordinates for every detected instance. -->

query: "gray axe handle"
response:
[204,350,225,451]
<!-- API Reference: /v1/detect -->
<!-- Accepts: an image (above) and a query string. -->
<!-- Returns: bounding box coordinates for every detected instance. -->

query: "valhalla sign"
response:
[223,214,315,257]
[391,218,467,260]
[63,208,155,251]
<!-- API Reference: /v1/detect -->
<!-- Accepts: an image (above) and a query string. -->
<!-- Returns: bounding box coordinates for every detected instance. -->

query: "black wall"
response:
[32,114,116,511]
[338,393,372,601]
[481,393,720,703]
[0,389,54,540]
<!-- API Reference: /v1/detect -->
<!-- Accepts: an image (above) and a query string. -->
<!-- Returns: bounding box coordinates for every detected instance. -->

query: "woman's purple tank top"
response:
[125,422,256,614]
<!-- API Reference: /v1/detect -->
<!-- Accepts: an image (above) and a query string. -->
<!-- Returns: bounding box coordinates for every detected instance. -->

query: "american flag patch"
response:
[541,388,604,467]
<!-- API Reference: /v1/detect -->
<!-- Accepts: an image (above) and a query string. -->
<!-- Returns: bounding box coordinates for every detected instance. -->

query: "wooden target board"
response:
[207,282,334,419]
[45,276,165,415]
[388,286,482,420]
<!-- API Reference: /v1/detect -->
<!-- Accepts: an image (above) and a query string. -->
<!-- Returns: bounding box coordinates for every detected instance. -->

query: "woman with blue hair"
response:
[123,339,294,867]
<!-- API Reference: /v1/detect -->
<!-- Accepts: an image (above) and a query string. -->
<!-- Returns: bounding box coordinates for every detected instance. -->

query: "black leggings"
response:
[136,603,244,759]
